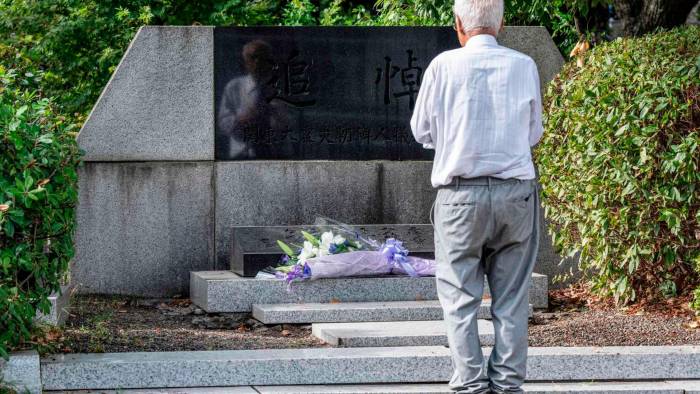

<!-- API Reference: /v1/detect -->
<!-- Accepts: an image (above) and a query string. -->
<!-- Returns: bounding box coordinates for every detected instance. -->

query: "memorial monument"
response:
[74,26,565,297]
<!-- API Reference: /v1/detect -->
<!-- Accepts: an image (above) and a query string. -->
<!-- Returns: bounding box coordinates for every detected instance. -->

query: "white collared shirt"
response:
[411,34,543,187]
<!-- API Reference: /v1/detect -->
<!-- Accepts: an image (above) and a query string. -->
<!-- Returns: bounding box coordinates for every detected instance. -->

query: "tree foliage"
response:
[537,26,700,306]
[0,0,587,119]
[0,66,80,358]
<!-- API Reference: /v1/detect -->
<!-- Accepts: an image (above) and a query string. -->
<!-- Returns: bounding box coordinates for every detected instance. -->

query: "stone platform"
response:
[190,271,548,312]
[37,380,700,394]
[252,381,700,393]
[312,320,494,347]
[252,300,533,324]
[43,381,700,393]
[39,346,700,390]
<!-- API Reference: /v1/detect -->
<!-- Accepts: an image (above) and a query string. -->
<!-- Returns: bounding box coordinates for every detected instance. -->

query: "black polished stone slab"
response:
[215,27,459,160]
[231,224,434,277]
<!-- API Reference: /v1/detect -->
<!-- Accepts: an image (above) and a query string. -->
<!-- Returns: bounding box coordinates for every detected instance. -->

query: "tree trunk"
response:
[573,4,610,43]
[613,0,698,36]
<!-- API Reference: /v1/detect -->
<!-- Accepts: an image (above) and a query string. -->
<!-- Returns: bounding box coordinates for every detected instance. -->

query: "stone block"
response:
[191,271,547,312]
[523,382,683,394]
[231,224,434,276]
[253,300,447,324]
[81,388,258,393]
[525,272,549,309]
[380,162,435,224]
[40,347,453,390]
[74,162,214,297]
[191,271,437,313]
[35,284,72,325]
[254,384,452,394]
[39,346,700,390]
[525,346,700,381]
[215,161,384,269]
[675,379,700,393]
[252,300,532,324]
[78,26,214,161]
[0,351,41,394]
[254,382,687,394]
[311,319,494,347]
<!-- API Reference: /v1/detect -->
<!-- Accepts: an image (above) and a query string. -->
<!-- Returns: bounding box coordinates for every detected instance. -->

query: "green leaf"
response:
[301,230,319,246]
[4,220,15,237]
[38,134,53,144]
[277,240,296,257]
[615,124,629,136]
[15,105,28,118]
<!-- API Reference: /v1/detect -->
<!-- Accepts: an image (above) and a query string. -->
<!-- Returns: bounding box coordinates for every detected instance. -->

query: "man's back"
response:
[411,34,543,187]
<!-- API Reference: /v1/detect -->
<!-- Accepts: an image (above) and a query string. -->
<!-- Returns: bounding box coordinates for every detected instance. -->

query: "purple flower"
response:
[329,243,338,254]
[285,262,312,284]
[380,238,418,277]
[380,238,409,264]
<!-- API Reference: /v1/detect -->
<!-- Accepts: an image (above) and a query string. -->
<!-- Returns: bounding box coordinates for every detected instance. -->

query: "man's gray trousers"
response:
[434,177,539,394]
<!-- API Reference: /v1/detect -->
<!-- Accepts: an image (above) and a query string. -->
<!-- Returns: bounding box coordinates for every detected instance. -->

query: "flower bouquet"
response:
[272,218,436,284]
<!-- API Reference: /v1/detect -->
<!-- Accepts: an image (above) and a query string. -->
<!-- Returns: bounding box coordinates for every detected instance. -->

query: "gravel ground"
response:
[529,309,700,346]
[56,296,324,353]
[48,294,700,354]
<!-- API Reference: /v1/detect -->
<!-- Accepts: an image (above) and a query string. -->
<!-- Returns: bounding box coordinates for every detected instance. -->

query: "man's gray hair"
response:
[453,0,504,33]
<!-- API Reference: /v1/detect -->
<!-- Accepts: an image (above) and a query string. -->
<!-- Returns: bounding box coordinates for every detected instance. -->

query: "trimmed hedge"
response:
[0,67,81,358]
[538,26,700,306]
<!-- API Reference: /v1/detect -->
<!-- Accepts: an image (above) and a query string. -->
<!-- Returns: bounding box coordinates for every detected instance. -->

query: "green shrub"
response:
[538,26,700,306]
[0,0,285,118]
[0,66,81,358]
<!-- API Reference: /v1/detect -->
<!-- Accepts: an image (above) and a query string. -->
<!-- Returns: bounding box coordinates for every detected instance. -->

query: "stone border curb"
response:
[0,351,41,394]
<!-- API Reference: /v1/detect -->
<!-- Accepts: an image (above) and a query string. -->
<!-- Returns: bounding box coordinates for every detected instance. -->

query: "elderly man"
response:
[411,0,543,393]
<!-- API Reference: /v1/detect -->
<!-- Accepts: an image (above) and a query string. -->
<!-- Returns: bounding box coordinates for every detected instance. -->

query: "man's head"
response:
[453,0,504,45]
[242,39,275,79]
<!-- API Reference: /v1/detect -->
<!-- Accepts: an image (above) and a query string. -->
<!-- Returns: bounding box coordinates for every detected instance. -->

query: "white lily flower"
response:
[302,241,316,254]
[320,231,334,246]
[318,231,338,254]
[333,234,346,245]
[298,241,317,263]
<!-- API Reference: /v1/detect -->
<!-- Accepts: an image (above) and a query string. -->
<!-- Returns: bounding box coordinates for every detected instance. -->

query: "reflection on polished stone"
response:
[215,27,459,160]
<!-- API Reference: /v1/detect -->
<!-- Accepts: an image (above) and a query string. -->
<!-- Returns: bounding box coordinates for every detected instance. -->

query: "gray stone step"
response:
[312,320,494,347]
[54,381,700,393]
[40,346,700,390]
[191,271,548,312]
[254,381,700,393]
[54,388,257,393]
[252,300,533,324]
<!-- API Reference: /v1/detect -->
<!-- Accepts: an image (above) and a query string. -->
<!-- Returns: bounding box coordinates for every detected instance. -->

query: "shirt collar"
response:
[464,34,499,49]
